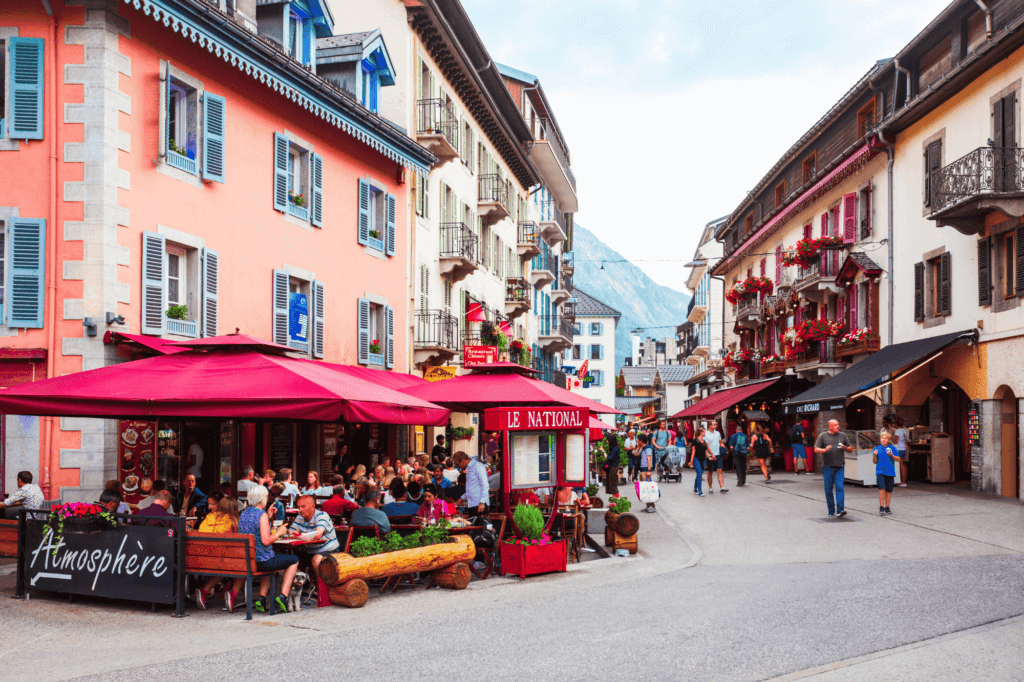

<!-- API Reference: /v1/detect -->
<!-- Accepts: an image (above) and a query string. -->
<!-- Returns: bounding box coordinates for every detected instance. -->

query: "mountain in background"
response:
[571,224,692,372]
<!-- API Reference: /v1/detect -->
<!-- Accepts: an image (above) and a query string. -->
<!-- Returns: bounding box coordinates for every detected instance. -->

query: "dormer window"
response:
[316,30,396,115]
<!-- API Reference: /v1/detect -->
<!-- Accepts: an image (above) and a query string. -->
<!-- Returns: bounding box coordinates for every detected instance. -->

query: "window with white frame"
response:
[141,231,218,339]
[357,178,396,255]
[591,370,603,387]
[590,322,603,336]
[161,63,225,183]
[271,268,324,358]
[273,132,322,227]
[573,322,582,335]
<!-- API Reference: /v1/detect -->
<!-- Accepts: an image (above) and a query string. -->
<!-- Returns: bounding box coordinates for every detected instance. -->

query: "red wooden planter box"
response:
[838,335,880,357]
[499,539,567,579]
[761,360,785,374]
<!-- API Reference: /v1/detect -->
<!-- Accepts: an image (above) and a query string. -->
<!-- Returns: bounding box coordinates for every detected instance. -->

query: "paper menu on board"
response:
[564,434,585,481]
[513,434,540,486]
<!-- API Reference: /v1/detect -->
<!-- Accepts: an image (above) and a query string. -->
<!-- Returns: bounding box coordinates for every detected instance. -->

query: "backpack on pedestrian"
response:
[788,423,803,444]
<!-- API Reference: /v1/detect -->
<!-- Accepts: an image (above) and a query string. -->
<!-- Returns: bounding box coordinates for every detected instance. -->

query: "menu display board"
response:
[270,423,294,471]
[510,433,554,489]
[219,421,236,485]
[320,424,338,480]
[968,402,981,447]
[118,419,158,504]
[563,433,587,483]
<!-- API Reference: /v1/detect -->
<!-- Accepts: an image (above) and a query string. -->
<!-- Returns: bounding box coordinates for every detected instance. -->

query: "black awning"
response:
[782,329,976,415]
[743,410,771,420]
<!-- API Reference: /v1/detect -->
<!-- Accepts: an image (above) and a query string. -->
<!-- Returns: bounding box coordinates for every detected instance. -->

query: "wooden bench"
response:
[184,531,279,620]
[0,519,17,558]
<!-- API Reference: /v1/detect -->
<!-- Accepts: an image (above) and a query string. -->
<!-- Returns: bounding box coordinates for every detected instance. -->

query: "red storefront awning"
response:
[0,344,450,425]
[671,378,781,419]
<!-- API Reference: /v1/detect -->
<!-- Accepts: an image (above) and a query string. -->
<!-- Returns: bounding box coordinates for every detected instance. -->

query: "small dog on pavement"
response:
[287,571,309,612]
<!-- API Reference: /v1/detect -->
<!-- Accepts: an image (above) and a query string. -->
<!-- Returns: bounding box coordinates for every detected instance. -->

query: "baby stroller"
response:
[656,446,683,483]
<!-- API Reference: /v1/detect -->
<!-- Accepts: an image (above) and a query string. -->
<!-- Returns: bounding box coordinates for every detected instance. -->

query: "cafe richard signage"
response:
[483,407,588,432]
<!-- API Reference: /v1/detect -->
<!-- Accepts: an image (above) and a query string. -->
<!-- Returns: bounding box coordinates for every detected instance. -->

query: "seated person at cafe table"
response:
[236,466,257,497]
[176,474,208,519]
[511,489,540,507]
[0,470,45,516]
[556,486,590,506]
[429,464,453,491]
[455,452,489,515]
[321,484,358,516]
[104,480,132,515]
[195,494,246,612]
[289,495,340,573]
[406,480,424,506]
[137,479,175,514]
[416,483,450,523]
[276,468,301,500]
[136,490,174,525]
[349,488,391,534]
[98,489,123,514]
[382,481,420,517]
[239,485,299,613]
[301,471,332,497]
[266,482,287,522]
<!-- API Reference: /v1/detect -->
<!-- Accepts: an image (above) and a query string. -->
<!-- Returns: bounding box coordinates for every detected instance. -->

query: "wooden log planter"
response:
[433,562,472,590]
[603,511,639,547]
[318,535,476,588]
[328,579,369,608]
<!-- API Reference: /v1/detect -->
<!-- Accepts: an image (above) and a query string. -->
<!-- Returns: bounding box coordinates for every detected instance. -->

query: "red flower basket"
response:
[796,318,844,342]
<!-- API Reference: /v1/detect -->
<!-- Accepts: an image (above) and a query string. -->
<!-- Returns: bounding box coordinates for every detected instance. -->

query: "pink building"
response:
[0,0,434,503]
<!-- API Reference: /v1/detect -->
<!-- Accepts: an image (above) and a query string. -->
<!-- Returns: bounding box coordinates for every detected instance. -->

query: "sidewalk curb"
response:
[763,613,1024,680]
[654,506,703,568]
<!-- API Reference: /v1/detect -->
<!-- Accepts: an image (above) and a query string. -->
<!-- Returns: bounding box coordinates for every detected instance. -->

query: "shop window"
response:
[357,178,395,255]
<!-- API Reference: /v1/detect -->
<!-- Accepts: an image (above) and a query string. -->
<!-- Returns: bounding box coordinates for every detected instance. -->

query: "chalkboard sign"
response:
[270,423,294,471]
[23,519,177,604]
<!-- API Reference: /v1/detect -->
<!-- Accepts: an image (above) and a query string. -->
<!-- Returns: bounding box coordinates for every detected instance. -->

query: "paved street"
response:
[2,472,1023,682]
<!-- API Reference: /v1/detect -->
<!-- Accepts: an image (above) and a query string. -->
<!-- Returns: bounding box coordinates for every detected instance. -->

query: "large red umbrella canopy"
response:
[400,371,622,414]
[0,348,450,425]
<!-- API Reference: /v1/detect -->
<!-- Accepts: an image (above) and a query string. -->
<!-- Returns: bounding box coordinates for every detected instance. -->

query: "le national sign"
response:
[483,407,588,432]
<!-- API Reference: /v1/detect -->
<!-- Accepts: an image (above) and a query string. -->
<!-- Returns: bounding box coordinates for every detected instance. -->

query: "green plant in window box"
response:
[369,229,381,239]
[289,193,305,207]
[450,426,475,441]
[369,339,382,354]
[166,304,188,321]
[168,139,187,156]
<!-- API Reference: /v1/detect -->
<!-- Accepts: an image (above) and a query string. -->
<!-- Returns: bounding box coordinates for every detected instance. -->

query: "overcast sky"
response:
[461,0,952,291]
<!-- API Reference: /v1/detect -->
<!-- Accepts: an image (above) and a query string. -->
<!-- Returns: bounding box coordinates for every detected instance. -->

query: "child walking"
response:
[874,431,901,515]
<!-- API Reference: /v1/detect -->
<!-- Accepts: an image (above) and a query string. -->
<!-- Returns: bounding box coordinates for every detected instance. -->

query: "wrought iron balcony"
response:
[413,309,461,366]
[478,174,510,225]
[505,277,532,320]
[538,200,567,245]
[551,269,573,305]
[538,314,574,351]
[928,146,1024,235]
[525,116,578,212]
[517,221,542,260]
[733,294,760,329]
[439,222,479,283]
[530,250,557,289]
[415,98,459,165]
[794,339,847,378]
[794,257,841,302]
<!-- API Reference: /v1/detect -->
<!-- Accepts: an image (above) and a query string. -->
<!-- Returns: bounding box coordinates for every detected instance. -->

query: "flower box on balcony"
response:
[838,334,880,358]
[761,359,786,374]
[499,539,567,579]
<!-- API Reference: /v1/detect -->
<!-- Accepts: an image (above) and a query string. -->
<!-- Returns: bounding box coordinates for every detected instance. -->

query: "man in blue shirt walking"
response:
[727,428,750,487]
[456,451,490,515]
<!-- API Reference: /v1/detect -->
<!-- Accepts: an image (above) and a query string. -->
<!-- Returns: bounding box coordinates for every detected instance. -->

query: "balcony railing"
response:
[440,222,478,261]
[534,250,557,275]
[538,314,574,339]
[556,270,572,293]
[415,309,461,351]
[797,257,839,282]
[416,98,459,153]
[166,316,198,338]
[529,116,576,193]
[506,277,532,302]
[478,174,509,210]
[539,200,567,233]
[518,221,540,245]
[931,146,1024,215]
[561,251,574,269]
[837,333,880,358]
[734,294,759,321]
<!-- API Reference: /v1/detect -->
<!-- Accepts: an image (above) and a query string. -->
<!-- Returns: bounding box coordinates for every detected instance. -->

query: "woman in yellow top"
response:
[195,494,246,612]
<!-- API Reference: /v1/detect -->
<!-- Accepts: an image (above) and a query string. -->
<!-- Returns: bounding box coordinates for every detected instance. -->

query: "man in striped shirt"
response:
[456,452,489,516]
[291,495,339,573]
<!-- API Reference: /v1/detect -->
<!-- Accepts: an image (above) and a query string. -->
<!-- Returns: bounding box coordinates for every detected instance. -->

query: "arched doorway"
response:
[846,396,876,431]
[921,380,973,481]
[996,386,1020,499]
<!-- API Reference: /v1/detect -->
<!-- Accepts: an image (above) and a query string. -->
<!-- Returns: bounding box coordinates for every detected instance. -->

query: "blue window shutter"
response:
[312,279,325,358]
[357,298,371,364]
[140,231,166,335]
[273,133,288,211]
[272,269,289,344]
[310,153,324,227]
[202,92,225,183]
[385,305,395,368]
[357,179,370,245]
[385,193,397,256]
[200,247,218,337]
[7,218,46,328]
[599,345,604,360]
[301,18,313,66]
[164,63,171,156]
[9,38,44,140]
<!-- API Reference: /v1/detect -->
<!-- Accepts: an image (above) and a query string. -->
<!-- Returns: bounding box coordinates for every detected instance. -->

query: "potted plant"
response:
[499,504,567,579]
[509,338,524,363]
[586,483,602,509]
[289,193,305,207]
[369,339,382,354]
[166,304,188,321]
[450,426,475,441]
[369,228,381,239]
[45,502,119,554]
[517,346,533,368]
[604,494,632,529]
[480,320,497,346]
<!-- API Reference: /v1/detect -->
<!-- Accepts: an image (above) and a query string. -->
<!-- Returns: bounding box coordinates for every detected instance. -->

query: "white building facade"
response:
[563,289,620,407]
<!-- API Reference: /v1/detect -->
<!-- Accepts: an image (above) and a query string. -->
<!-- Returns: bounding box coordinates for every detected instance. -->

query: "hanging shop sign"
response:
[424,366,458,382]
[288,292,308,343]
[463,345,498,367]
[483,407,588,432]
[782,398,847,415]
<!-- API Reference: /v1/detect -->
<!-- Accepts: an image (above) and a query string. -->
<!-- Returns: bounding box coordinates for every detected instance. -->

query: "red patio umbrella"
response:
[589,415,616,441]
[400,371,622,415]
[0,348,450,425]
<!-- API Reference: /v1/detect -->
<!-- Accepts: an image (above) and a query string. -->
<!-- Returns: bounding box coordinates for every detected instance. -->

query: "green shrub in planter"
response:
[512,503,545,540]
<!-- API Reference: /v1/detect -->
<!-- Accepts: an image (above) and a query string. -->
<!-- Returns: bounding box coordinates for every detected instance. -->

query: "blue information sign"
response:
[288,292,308,342]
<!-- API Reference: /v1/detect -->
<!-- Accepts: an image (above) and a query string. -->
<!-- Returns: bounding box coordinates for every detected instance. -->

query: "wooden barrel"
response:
[590,497,604,509]
[615,512,640,537]
[318,535,476,587]
[328,579,368,608]
[612,531,638,555]
[604,525,614,547]
[604,510,619,527]
[434,562,471,590]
